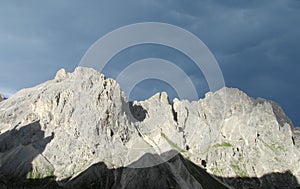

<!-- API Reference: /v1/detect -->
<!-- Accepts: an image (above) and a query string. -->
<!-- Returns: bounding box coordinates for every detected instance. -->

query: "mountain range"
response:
[0,67,299,189]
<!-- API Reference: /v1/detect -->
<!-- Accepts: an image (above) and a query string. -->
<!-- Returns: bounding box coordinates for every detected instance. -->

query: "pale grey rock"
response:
[170,88,300,186]
[294,127,300,149]
[0,94,4,102]
[0,67,299,189]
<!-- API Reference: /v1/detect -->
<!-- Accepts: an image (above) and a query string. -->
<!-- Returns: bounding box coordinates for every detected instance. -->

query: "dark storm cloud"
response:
[0,0,299,125]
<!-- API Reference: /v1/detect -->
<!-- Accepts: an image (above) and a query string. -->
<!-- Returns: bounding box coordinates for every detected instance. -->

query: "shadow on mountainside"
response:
[128,101,148,122]
[0,123,299,189]
[0,121,54,188]
[216,171,300,189]
[1,148,299,189]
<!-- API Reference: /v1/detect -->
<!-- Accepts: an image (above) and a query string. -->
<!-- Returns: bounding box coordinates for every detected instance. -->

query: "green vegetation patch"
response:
[258,138,286,153]
[26,166,54,179]
[212,142,233,148]
[161,132,188,153]
[230,164,248,178]
[210,166,224,175]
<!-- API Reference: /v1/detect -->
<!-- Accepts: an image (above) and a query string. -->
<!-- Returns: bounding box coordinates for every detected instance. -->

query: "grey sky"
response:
[0,0,299,126]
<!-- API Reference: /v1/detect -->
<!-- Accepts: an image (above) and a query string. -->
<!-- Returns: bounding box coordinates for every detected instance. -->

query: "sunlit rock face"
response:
[294,127,300,149]
[0,67,299,189]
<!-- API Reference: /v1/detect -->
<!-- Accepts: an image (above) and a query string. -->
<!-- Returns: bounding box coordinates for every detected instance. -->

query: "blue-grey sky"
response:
[0,0,299,126]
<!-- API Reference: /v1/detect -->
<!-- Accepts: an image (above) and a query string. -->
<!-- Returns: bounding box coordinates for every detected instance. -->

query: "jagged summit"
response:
[0,67,299,188]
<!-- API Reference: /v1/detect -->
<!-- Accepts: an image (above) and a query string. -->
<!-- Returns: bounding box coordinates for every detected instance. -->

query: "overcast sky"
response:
[0,0,299,126]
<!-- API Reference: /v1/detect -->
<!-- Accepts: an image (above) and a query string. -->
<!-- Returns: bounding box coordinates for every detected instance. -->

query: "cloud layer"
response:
[0,0,299,125]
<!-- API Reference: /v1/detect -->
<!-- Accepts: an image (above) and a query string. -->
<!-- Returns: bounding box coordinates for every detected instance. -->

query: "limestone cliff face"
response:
[0,67,299,189]
[294,127,300,149]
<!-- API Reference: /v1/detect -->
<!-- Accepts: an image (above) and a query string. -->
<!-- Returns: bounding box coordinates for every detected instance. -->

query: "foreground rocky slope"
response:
[0,67,299,189]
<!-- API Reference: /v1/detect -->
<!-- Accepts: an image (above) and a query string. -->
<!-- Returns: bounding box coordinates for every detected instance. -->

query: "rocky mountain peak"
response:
[0,67,299,189]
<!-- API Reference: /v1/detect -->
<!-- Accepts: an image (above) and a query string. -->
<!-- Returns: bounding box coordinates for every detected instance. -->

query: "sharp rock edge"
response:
[0,67,299,189]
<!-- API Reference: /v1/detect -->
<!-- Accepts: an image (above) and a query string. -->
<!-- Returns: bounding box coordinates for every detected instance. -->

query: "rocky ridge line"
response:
[0,67,299,189]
